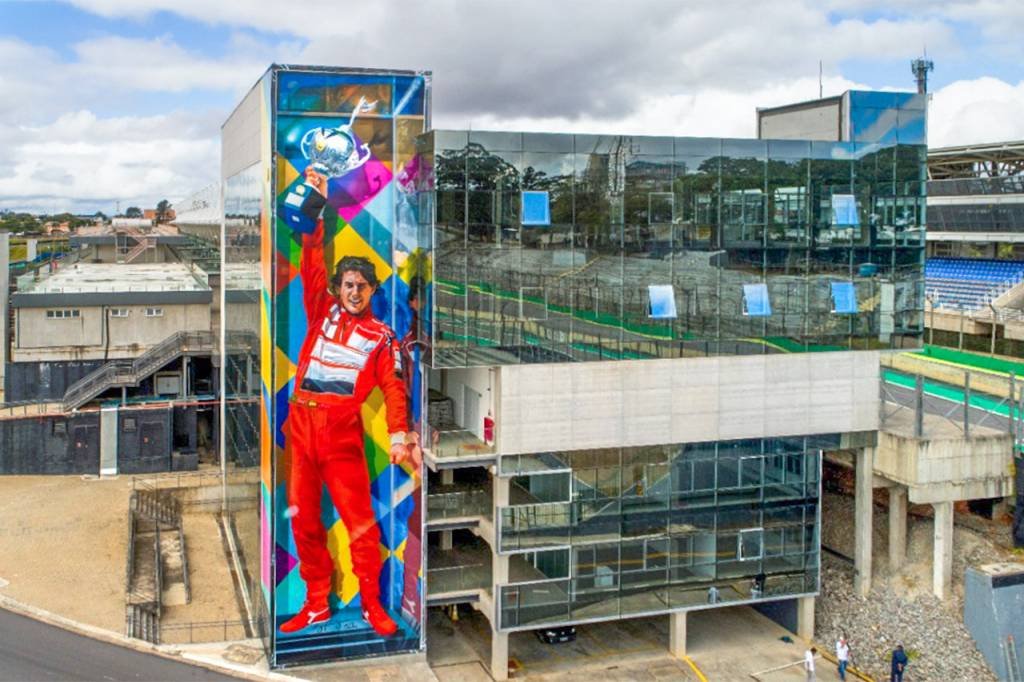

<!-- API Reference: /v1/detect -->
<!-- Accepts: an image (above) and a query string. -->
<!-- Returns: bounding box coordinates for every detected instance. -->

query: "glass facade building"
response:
[416,131,926,367]
[496,436,827,629]
[217,75,926,675]
[412,122,923,648]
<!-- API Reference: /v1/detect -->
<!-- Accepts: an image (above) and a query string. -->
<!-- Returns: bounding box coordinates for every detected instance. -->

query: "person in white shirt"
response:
[836,636,850,680]
[805,646,817,681]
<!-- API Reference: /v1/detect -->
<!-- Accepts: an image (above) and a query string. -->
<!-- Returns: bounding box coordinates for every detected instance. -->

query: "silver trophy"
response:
[300,97,375,178]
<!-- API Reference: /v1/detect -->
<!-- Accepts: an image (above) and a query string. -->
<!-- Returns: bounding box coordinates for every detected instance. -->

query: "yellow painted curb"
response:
[683,655,709,682]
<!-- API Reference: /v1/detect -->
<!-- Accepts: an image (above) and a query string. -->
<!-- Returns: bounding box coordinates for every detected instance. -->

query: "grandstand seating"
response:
[925,258,1024,311]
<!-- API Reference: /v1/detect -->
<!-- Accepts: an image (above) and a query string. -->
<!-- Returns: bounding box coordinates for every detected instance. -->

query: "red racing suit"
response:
[286,220,408,610]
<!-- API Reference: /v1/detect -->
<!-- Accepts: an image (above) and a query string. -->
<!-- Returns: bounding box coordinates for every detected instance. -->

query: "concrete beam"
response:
[854,447,874,598]
[490,630,509,681]
[669,611,687,658]
[933,501,954,600]
[888,486,907,574]
[797,596,815,641]
[907,478,1015,505]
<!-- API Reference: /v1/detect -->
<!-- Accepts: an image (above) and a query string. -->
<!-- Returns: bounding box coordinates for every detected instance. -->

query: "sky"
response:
[0,0,1022,214]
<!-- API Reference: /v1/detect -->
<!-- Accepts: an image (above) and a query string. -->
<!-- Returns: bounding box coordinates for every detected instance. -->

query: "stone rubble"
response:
[817,555,997,681]
[816,491,1004,681]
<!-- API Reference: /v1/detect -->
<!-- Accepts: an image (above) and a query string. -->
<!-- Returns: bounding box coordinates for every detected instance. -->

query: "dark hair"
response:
[330,255,379,294]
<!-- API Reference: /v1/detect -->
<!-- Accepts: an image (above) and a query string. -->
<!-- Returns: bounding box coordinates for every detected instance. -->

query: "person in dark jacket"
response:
[890,644,909,682]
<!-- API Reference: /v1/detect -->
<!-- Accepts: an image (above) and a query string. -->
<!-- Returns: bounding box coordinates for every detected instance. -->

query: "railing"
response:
[880,357,1022,442]
[132,468,259,493]
[121,237,154,263]
[427,488,492,521]
[426,564,491,595]
[178,527,191,604]
[424,423,496,459]
[160,619,253,645]
[0,402,64,420]
[62,330,216,410]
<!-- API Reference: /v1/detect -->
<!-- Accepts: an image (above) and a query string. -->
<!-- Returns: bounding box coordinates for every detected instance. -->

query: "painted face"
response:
[339,270,375,316]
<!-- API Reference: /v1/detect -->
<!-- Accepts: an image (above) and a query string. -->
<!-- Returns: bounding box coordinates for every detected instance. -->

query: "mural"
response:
[268,69,429,665]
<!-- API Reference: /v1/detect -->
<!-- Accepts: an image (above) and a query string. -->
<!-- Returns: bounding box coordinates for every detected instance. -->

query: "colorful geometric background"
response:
[260,69,429,663]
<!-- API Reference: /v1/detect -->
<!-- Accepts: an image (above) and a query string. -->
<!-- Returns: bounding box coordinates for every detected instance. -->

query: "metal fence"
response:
[131,468,259,492]
[159,619,254,645]
[880,356,1022,443]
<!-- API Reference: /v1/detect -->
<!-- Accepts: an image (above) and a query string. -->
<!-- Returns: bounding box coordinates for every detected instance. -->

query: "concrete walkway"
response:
[688,607,835,681]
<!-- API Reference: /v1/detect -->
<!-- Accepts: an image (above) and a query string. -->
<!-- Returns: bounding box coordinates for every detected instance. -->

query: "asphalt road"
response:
[0,608,240,682]
[882,375,1013,434]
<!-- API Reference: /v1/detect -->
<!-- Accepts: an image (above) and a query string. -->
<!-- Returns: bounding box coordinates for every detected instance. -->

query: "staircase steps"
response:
[62,330,216,410]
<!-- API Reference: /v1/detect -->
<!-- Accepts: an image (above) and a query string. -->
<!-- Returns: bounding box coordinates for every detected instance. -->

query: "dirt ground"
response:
[0,475,244,638]
[161,512,244,639]
[0,475,133,632]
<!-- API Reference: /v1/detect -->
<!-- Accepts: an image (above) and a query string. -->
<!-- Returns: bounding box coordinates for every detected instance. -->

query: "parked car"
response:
[535,626,576,644]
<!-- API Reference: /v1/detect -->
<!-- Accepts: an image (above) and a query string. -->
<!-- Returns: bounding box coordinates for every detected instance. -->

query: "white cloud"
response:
[0,110,219,214]
[1,1,1023,211]
[70,35,273,93]
[444,76,863,139]
[929,77,1024,147]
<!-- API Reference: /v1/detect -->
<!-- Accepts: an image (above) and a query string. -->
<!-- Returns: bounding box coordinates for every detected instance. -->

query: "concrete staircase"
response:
[62,330,216,410]
[124,489,187,644]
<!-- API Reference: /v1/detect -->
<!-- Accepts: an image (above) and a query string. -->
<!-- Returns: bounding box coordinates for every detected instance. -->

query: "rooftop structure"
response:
[15,262,208,297]
[756,89,926,145]
[9,263,212,364]
[928,140,1024,180]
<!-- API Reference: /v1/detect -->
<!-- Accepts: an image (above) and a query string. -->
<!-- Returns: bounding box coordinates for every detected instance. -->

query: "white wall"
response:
[499,351,879,454]
[13,302,211,362]
[758,101,841,141]
[440,366,494,438]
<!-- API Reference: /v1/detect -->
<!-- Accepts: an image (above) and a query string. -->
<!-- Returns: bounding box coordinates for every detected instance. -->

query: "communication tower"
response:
[912,56,934,94]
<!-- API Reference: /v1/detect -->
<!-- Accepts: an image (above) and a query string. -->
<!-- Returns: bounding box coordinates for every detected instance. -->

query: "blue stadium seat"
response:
[925,258,1024,311]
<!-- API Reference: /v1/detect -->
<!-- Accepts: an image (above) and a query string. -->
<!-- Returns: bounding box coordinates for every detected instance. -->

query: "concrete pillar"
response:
[854,447,874,598]
[797,596,815,641]
[490,630,509,681]
[494,472,510,507]
[491,466,512,638]
[441,530,453,550]
[932,501,954,600]
[888,485,908,574]
[0,232,8,404]
[669,611,687,658]
[441,468,454,486]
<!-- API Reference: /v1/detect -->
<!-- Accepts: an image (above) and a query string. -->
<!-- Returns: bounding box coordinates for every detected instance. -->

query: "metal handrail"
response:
[62,330,216,410]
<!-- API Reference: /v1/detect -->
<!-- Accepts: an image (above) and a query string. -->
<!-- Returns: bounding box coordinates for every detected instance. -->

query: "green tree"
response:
[125,206,143,218]
[0,213,42,232]
[155,199,171,224]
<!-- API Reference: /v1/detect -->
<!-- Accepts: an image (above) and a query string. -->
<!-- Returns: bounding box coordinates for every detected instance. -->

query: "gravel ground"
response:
[817,492,1011,681]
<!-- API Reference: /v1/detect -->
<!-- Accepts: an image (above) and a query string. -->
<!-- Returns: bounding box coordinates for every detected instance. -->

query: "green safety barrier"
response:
[912,345,1024,377]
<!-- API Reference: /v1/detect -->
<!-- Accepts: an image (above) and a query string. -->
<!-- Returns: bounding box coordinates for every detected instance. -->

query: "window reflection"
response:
[417,132,925,366]
[496,436,827,628]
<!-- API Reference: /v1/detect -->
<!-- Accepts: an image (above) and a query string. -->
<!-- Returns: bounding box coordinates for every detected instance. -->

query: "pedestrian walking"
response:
[890,644,909,682]
[835,636,850,681]
[805,646,817,681]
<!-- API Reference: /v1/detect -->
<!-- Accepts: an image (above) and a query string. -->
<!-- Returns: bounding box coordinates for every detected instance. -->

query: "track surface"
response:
[0,608,239,682]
